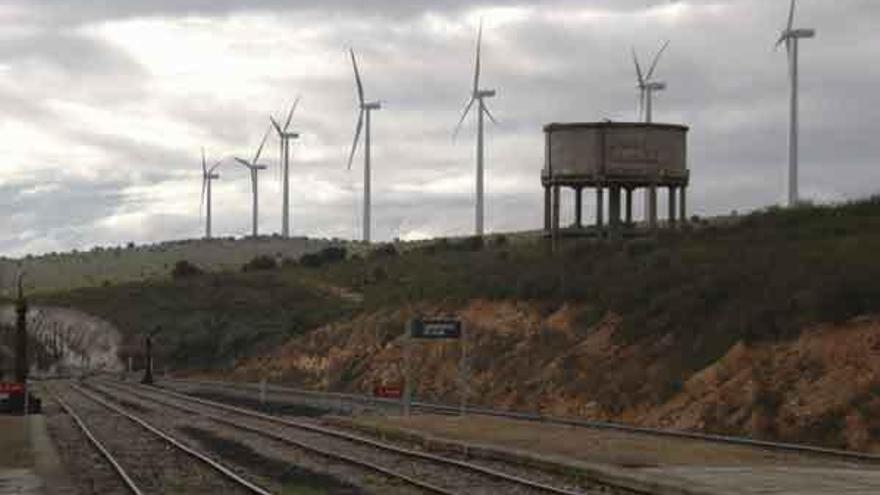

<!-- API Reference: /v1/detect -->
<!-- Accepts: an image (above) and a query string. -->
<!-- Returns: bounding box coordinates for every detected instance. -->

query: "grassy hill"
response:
[0,236,337,294]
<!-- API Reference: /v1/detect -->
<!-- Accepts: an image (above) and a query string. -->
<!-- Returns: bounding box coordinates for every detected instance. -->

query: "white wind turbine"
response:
[235,127,270,238]
[270,97,301,238]
[632,40,670,123]
[199,148,223,239]
[347,48,381,243]
[454,20,497,238]
[776,0,815,207]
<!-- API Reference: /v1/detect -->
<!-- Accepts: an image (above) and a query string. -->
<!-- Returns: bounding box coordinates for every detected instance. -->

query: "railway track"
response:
[89,378,609,495]
[164,376,880,463]
[47,382,271,495]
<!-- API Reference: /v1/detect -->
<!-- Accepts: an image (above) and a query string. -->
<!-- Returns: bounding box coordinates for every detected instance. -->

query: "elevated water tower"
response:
[541,121,689,236]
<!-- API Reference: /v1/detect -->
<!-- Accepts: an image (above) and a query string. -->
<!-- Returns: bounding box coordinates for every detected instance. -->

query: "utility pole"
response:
[141,325,163,385]
[14,273,28,384]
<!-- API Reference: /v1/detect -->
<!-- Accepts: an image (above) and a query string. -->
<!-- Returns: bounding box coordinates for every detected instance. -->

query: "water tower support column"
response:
[552,185,561,235]
[648,185,658,228]
[679,186,687,223]
[609,186,621,227]
[624,188,633,225]
[543,186,551,233]
[668,186,677,226]
[574,186,583,228]
[595,187,604,228]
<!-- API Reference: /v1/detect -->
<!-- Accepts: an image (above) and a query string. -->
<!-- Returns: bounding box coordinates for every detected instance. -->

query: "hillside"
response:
[0,236,336,294]
[35,197,880,450]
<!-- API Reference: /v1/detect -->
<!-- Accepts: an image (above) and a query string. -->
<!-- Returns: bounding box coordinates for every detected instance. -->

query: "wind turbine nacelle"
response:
[476,89,496,98]
[647,81,667,91]
[790,28,816,39]
[364,101,382,110]
[284,132,301,139]
[208,173,220,179]
[254,164,269,170]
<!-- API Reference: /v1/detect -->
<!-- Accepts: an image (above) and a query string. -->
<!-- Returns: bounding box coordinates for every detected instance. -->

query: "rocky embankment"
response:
[233,299,880,453]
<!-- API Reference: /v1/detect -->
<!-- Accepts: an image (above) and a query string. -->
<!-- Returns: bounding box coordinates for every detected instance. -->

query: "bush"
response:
[242,255,277,272]
[369,243,398,259]
[171,260,203,279]
[300,246,348,268]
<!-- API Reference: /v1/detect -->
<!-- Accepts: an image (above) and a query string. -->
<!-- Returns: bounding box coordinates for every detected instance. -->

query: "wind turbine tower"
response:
[777,0,815,207]
[200,148,223,239]
[235,128,270,238]
[632,41,670,124]
[347,48,381,243]
[271,97,301,238]
[454,20,497,238]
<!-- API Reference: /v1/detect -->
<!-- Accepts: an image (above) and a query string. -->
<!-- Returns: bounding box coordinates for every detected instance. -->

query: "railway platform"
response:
[334,413,880,495]
[0,416,70,495]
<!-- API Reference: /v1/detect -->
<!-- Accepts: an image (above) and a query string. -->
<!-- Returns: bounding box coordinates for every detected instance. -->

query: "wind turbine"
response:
[632,40,670,123]
[347,48,381,243]
[200,148,223,239]
[454,20,497,238]
[270,97,301,238]
[776,0,815,207]
[235,127,270,238]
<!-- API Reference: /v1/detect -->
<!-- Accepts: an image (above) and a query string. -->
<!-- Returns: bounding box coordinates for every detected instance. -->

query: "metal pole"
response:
[282,137,290,238]
[476,98,485,237]
[206,179,212,239]
[252,169,258,237]
[789,39,799,207]
[459,324,468,416]
[364,109,372,243]
[403,319,412,417]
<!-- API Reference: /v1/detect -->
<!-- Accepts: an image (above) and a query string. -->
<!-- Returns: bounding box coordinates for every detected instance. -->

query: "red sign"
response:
[373,385,403,399]
[0,383,24,394]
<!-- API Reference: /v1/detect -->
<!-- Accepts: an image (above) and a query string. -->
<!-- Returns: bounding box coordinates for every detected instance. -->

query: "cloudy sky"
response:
[0,0,877,256]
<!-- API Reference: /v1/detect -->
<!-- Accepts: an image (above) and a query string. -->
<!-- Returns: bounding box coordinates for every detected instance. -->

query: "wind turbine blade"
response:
[283,95,301,131]
[646,40,670,80]
[201,147,207,175]
[347,109,364,170]
[472,19,483,94]
[252,126,270,164]
[453,97,476,139]
[483,103,498,125]
[234,157,252,168]
[350,48,365,105]
[631,47,644,85]
[209,159,223,173]
[787,0,796,32]
[270,116,282,136]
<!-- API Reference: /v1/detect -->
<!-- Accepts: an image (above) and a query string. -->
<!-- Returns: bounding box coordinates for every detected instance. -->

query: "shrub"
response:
[242,255,277,272]
[369,243,398,259]
[171,260,203,279]
[300,247,347,268]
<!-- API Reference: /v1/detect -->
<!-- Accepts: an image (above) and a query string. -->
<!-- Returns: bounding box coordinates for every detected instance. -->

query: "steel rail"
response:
[101,379,586,495]
[88,380,456,495]
[169,377,880,463]
[68,383,272,495]
[51,390,144,495]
